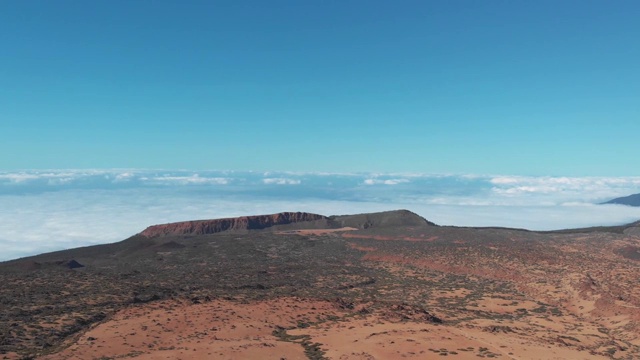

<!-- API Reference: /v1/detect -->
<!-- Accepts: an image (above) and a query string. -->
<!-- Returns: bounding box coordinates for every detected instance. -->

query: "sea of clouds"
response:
[2,169,640,261]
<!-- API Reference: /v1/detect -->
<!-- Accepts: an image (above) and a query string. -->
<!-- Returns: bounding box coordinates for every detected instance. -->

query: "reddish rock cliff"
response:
[140,212,327,237]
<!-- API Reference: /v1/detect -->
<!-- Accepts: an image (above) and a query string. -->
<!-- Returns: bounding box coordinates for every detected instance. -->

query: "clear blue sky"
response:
[1,1,638,175]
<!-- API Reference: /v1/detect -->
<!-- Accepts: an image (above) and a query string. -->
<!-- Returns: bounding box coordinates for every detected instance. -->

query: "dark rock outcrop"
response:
[383,303,443,323]
[140,212,327,237]
[330,209,436,229]
[65,260,84,269]
[154,241,186,251]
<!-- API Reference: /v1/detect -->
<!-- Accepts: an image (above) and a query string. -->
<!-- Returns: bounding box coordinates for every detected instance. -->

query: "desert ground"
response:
[1,210,640,359]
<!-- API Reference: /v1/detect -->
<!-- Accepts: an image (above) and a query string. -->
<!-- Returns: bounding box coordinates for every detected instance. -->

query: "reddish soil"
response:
[141,212,327,237]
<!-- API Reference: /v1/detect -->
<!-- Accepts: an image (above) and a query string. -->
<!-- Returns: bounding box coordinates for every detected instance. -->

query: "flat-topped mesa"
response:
[140,212,327,238]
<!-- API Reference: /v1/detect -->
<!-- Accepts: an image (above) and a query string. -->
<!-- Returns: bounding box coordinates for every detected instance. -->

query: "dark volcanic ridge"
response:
[140,209,435,237]
[603,192,640,207]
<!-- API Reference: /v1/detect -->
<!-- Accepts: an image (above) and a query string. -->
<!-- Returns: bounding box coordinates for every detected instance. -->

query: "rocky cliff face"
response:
[140,212,327,237]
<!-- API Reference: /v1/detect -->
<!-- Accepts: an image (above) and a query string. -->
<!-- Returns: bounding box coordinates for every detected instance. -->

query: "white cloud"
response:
[114,172,136,182]
[0,169,125,184]
[489,176,640,203]
[2,188,640,262]
[146,175,230,185]
[490,176,521,185]
[421,203,640,230]
[0,173,42,183]
[0,171,88,183]
[262,178,301,185]
[1,170,640,261]
[363,178,410,185]
[0,189,390,261]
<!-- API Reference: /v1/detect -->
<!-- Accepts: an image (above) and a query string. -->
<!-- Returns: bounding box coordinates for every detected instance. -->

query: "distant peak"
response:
[330,209,436,229]
[603,193,640,207]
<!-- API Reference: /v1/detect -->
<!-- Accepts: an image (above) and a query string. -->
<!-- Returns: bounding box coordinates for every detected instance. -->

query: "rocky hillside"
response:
[4,209,640,359]
[140,210,436,237]
[330,209,436,229]
[603,193,640,206]
[140,212,328,237]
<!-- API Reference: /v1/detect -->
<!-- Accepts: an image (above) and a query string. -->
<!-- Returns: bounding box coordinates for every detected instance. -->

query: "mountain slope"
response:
[140,212,329,237]
[602,193,640,206]
[3,210,640,359]
[138,209,436,238]
[330,209,436,229]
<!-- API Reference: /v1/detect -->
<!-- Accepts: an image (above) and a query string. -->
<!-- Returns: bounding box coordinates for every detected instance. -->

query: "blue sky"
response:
[2,1,639,175]
[2,2,640,260]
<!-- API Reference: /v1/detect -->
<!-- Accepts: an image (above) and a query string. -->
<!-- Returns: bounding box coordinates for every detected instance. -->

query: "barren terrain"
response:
[2,210,640,359]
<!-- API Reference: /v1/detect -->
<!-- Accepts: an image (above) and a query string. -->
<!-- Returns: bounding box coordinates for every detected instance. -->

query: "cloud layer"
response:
[2,170,640,261]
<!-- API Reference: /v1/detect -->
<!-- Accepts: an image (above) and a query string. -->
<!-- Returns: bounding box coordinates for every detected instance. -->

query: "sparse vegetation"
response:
[2,211,640,358]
